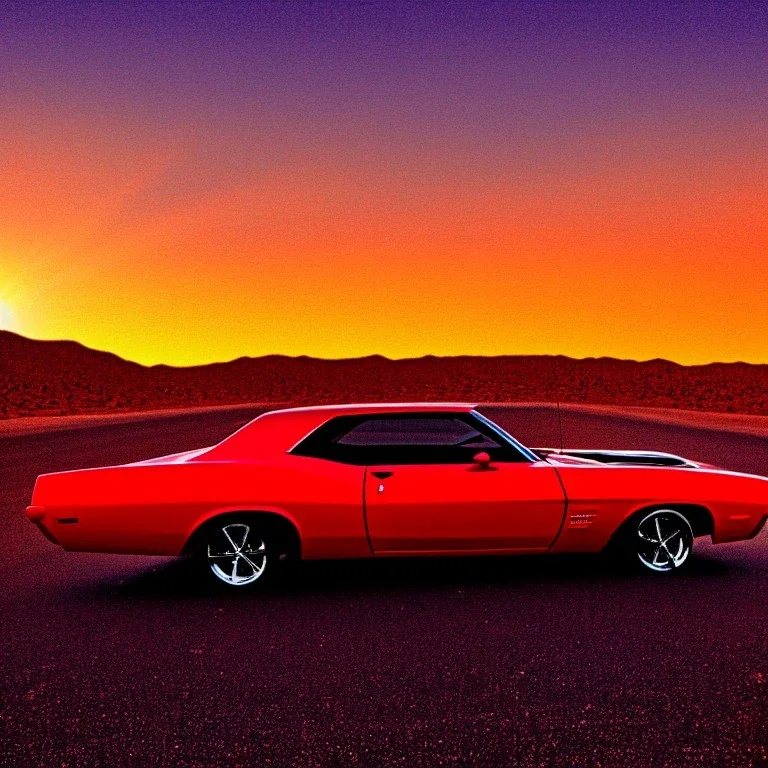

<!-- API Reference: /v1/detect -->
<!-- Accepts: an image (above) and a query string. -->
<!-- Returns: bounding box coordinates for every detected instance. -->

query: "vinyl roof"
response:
[203,403,477,460]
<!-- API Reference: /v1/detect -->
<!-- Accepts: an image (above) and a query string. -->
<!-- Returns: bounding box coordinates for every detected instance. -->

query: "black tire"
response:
[201,517,279,589]
[613,508,694,574]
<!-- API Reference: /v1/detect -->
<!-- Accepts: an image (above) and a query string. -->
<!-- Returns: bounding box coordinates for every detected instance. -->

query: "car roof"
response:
[203,403,477,460]
[268,402,476,416]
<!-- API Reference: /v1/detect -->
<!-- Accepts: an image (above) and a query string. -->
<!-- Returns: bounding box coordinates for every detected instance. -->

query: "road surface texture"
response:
[2,405,768,767]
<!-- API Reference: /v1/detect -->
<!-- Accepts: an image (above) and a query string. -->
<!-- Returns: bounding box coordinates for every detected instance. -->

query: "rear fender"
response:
[181,505,303,555]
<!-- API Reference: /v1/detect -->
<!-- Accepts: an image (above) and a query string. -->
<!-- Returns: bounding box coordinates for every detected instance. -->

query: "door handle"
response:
[371,471,394,479]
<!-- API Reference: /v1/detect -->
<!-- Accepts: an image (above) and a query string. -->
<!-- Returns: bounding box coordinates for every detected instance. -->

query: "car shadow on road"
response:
[94,550,734,601]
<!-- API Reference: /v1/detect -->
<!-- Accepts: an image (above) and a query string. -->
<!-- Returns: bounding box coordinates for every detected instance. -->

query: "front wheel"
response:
[620,508,694,574]
[204,520,274,588]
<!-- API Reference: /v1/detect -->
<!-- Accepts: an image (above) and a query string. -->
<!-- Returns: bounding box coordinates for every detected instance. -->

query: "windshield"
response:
[470,410,540,461]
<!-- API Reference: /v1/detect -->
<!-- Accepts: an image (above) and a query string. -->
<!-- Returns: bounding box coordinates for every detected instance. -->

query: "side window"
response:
[292,413,529,465]
[336,418,495,447]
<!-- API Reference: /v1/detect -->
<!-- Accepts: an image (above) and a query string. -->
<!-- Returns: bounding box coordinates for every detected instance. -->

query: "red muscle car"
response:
[26,403,768,588]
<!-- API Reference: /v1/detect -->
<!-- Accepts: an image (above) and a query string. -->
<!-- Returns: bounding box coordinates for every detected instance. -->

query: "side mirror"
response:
[473,451,492,468]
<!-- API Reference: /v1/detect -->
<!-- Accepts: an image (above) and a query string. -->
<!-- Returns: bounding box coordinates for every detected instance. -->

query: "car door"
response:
[347,414,567,553]
[365,460,565,553]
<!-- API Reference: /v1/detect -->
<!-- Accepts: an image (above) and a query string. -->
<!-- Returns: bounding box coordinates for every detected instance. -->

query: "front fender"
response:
[550,465,768,553]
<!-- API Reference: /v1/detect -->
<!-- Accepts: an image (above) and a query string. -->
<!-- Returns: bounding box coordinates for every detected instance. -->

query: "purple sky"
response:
[1,1,767,364]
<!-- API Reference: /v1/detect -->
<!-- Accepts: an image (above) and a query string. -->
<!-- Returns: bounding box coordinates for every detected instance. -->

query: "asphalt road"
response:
[2,405,768,767]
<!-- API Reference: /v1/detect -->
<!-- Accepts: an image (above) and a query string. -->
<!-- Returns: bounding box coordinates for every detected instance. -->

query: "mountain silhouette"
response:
[1,331,766,418]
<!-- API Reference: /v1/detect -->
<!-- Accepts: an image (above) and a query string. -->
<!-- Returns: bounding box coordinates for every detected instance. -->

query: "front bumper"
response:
[746,514,768,540]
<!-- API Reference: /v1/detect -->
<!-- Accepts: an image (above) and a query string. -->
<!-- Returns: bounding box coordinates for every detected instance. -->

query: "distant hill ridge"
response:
[1,331,766,418]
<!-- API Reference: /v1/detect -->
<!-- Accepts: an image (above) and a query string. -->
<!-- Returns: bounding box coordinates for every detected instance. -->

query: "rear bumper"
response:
[25,505,46,522]
[25,505,61,546]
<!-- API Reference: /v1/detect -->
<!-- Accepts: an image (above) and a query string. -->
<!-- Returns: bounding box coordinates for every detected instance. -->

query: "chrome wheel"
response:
[207,522,267,586]
[636,509,693,572]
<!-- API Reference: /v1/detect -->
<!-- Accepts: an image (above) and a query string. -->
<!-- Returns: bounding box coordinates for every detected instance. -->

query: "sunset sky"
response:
[1,1,766,366]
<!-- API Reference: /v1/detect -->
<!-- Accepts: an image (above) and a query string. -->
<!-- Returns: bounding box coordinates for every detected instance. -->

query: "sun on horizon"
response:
[0,300,15,332]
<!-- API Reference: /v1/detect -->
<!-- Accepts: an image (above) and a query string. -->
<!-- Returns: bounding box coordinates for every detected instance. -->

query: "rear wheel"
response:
[204,520,274,588]
[621,508,694,574]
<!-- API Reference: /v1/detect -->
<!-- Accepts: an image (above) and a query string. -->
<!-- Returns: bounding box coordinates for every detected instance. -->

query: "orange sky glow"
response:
[1,3,766,366]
